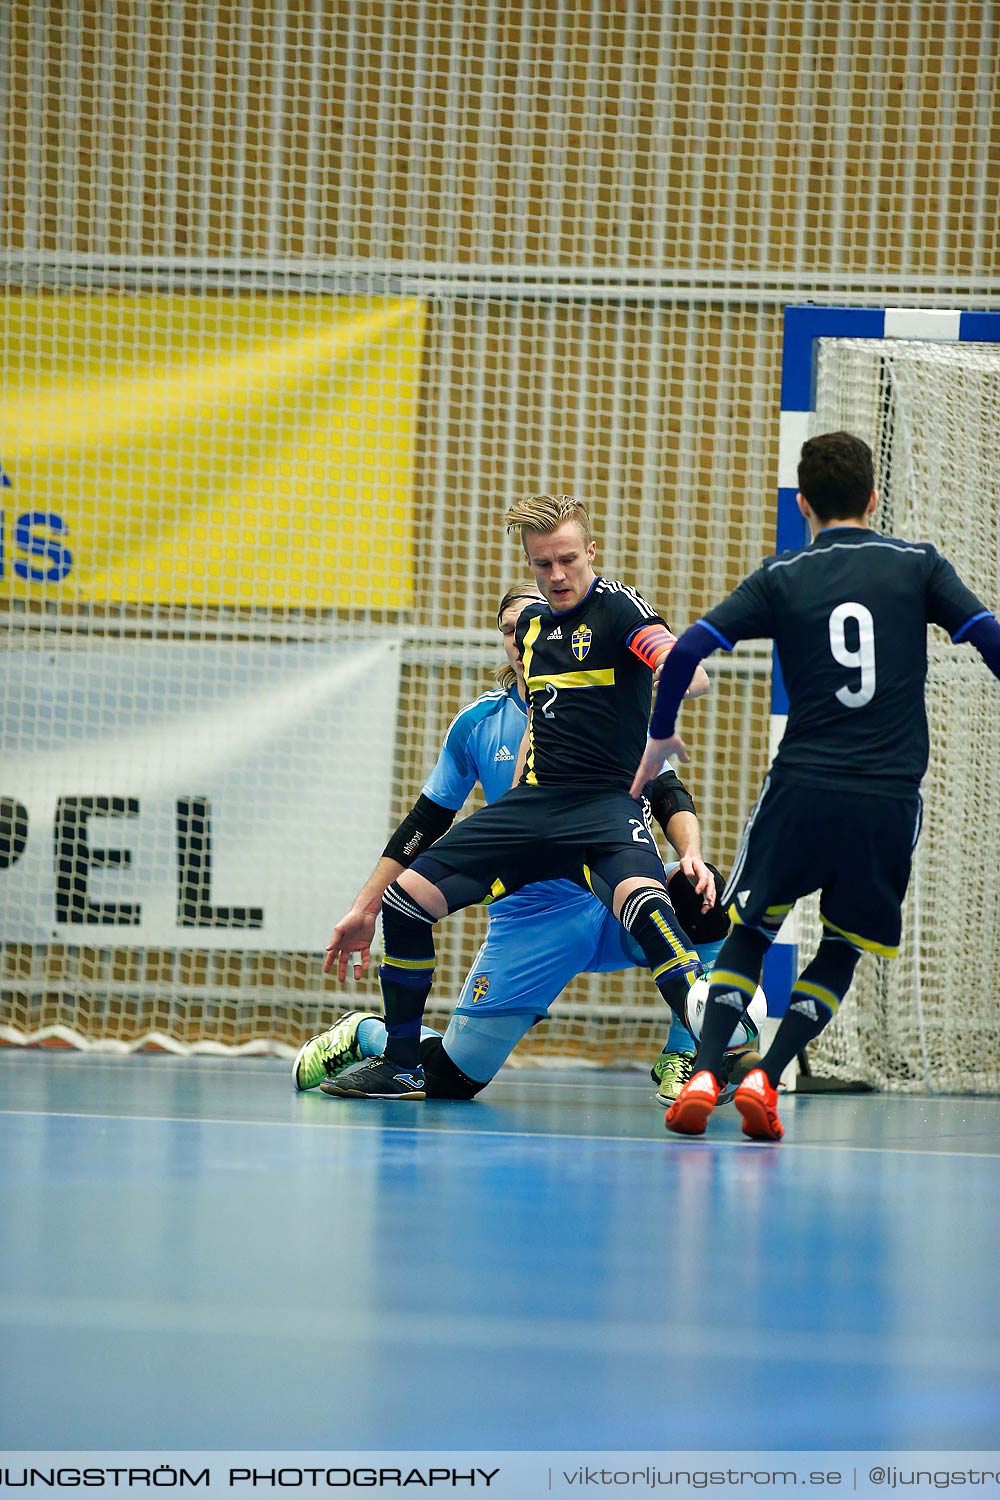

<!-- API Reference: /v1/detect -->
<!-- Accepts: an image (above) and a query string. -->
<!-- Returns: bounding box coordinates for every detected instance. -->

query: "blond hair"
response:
[494,582,543,690]
[504,493,593,552]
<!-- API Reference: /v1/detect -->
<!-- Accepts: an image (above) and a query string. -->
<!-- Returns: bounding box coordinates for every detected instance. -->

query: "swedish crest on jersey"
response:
[471,975,491,1004]
[571,624,592,661]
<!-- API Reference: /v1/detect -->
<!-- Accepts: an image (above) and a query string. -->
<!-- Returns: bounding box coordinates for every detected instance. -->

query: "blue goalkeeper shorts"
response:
[453,869,721,1018]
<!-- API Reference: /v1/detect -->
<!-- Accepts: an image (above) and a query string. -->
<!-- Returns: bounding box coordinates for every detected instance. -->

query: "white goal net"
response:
[804,337,1000,1093]
[1,4,997,1075]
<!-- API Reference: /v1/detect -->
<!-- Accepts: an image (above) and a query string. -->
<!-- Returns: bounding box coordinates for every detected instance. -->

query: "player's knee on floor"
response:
[419,1036,488,1100]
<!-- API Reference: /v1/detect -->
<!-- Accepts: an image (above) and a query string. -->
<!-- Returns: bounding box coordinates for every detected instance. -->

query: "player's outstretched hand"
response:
[324,909,377,982]
[678,852,716,914]
[630,734,690,797]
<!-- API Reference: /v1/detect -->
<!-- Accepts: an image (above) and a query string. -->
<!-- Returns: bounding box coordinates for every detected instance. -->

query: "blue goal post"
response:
[762,304,1000,1017]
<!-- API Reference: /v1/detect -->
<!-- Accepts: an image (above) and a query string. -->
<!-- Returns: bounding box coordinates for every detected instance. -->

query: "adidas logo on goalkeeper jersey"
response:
[495,745,515,761]
[546,626,563,639]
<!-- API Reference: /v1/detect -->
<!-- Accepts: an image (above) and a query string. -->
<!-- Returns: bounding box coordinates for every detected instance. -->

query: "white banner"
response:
[0,640,401,949]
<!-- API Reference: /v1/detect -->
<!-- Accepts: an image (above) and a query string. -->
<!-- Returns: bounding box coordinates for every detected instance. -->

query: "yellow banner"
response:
[0,294,426,607]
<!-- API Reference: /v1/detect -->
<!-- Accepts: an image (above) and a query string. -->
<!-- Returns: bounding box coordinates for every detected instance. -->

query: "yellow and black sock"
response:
[761,937,861,1086]
[695,925,771,1082]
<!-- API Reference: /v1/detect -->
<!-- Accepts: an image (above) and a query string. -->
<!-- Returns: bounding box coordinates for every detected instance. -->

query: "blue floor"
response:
[1,1050,999,1452]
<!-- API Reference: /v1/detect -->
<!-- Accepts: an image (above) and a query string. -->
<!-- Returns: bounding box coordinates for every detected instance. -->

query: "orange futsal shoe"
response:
[733,1067,784,1141]
[664,1069,721,1136]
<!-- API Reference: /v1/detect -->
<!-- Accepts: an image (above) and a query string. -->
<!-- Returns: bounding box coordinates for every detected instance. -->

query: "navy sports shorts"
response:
[723,774,923,956]
[411,782,667,911]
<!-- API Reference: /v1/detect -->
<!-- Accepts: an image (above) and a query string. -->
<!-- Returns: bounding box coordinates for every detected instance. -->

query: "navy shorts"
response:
[723,774,923,956]
[411,782,667,910]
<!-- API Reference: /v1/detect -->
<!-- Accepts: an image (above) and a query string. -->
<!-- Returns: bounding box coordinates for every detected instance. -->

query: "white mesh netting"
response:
[803,338,1000,1093]
[1,3,997,1068]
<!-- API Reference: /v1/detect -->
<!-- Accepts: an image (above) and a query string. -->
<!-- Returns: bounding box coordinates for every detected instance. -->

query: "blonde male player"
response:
[298,585,732,1101]
[321,494,715,1100]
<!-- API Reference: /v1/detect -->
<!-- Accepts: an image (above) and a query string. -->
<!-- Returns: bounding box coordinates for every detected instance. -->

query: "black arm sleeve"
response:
[644,768,697,834]
[382,794,457,865]
[648,622,722,739]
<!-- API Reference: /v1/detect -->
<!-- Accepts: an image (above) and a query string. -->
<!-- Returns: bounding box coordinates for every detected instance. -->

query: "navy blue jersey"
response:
[702,527,988,790]
[515,577,670,790]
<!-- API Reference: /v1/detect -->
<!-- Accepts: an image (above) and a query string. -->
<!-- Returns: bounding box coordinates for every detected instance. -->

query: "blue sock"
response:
[664,1013,694,1053]
[357,1018,386,1055]
[357,1018,441,1057]
[695,938,725,970]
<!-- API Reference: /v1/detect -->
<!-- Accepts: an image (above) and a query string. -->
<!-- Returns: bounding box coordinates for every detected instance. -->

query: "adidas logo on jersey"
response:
[737,889,751,904]
[495,745,515,761]
[546,626,563,639]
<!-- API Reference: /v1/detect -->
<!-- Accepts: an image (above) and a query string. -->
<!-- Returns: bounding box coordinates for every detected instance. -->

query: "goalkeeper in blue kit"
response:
[631,431,1000,1142]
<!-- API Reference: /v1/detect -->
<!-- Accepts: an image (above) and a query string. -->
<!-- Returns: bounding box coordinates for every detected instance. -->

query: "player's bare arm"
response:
[662,808,715,913]
[630,734,689,796]
[324,856,403,981]
[325,784,461,979]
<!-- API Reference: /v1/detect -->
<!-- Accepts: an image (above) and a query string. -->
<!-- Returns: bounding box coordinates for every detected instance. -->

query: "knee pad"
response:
[419,1035,488,1100]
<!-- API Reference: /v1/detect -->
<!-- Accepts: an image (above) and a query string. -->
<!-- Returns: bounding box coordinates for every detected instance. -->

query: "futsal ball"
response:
[684,976,766,1052]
